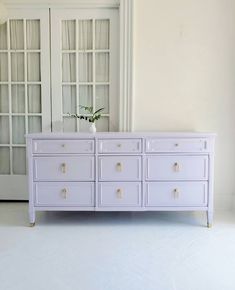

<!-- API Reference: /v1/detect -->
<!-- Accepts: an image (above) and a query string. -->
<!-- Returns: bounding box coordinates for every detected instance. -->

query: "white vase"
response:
[89,123,96,133]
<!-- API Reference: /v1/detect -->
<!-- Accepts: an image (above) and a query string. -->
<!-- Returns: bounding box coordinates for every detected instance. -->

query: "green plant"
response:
[68,105,104,123]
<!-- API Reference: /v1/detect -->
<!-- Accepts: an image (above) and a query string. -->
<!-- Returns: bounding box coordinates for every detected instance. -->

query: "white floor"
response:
[0,203,235,290]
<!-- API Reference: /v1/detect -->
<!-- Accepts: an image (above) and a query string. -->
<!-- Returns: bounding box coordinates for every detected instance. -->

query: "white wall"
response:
[134,0,235,210]
[3,0,235,210]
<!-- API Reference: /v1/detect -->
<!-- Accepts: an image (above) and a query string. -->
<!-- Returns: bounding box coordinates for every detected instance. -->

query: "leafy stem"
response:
[68,105,104,123]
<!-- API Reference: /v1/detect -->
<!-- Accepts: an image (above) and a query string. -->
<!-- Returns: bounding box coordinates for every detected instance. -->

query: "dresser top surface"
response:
[26,131,216,139]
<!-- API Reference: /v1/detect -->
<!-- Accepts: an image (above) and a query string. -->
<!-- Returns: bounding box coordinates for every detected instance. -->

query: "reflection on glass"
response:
[62,20,76,50]
[26,20,40,49]
[12,85,25,113]
[62,85,76,114]
[28,116,42,133]
[10,20,24,50]
[11,53,24,82]
[78,20,92,50]
[95,20,110,50]
[0,53,8,81]
[96,85,109,113]
[13,147,26,175]
[0,23,7,50]
[12,116,25,144]
[28,85,41,113]
[96,53,109,82]
[79,86,92,114]
[78,53,92,82]
[0,147,10,174]
[27,53,41,81]
[0,116,9,144]
[0,85,9,113]
[62,53,76,82]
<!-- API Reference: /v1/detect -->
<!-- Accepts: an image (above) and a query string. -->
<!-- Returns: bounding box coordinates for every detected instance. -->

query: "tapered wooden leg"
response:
[29,208,36,227]
[207,211,213,228]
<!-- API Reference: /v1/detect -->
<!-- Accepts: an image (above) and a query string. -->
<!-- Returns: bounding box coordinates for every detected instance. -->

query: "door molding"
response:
[6,0,134,132]
[119,0,134,132]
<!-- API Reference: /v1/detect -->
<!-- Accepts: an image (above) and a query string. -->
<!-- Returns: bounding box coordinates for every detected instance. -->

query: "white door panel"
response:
[51,8,119,133]
[0,9,50,199]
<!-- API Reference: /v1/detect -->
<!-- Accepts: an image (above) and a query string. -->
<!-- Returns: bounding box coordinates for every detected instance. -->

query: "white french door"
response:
[0,7,119,200]
[0,9,50,199]
[51,8,119,132]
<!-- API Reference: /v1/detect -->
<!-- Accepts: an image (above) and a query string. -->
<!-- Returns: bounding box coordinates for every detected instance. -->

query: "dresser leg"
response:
[29,208,36,227]
[207,211,213,228]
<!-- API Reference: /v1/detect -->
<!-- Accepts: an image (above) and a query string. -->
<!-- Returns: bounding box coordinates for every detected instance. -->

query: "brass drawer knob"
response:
[173,188,180,199]
[116,188,123,199]
[173,162,180,172]
[61,188,68,199]
[116,162,122,172]
[61,163,67,173]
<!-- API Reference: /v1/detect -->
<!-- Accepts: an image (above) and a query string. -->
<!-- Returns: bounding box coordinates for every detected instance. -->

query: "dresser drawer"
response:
[99,156,141,181]
[98,139,142,153]
[34,156,94,181]
[146,155,208,181]
[146,182,208,207]
[34,182,94,207]
[32,139,94,154]
[146,138,208,153]
[98,182,141,207]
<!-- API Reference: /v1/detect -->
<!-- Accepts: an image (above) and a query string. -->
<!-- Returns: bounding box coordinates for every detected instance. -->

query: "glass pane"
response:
[28,116,42,133]
[11,53,24,82]
[62,53,76,82]
[96,117,109,132]
[0,85,9,113]
[63,117,77,132]
[13,147,26,175]
[79,85,92,114]
[0,53,8,81]
[12,85,25,113]
[62,20,76,50]
[0,147,10,174]
[26,20,40,49]
[27,53,41,81]
[78,20,92,50]
[28,85,41,113]
[0,23,7,50]
[95,20,110,50]
[96,85,109,113]
[12,116,25,144]
[0,116,9,144]
[79,119,90,132]
[96,53,109,82]
[62,85,76,114]
[78,53,92,82]
[10,20,24,50]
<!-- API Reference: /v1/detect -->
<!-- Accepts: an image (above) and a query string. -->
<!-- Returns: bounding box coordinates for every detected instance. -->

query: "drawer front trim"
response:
[34,156,94,181]
[34,182,94,207]
[98,182,141,207]
[99,156,142,181]
[33,139,94,154]
[146,182,208,207]
[146,138,209,153]
[98,139,142,153]
[146,155,208,181]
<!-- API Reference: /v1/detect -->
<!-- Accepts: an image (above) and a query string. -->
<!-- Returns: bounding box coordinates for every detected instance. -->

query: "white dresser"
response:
[26,132,216,227]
